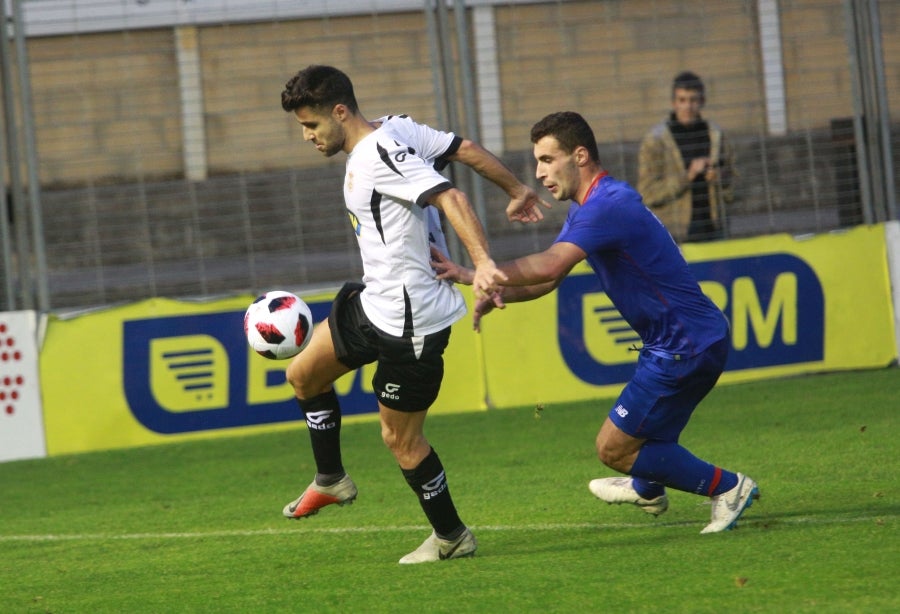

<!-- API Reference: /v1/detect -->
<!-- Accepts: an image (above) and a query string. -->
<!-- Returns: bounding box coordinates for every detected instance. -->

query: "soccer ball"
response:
[244,291,314,359]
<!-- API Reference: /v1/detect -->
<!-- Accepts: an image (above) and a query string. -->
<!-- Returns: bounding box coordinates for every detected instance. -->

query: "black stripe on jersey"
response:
[370,190,386,243]
[402,286,414,337]
[377,142,404,177]
[434,135,463,171]
[416,181,453,207]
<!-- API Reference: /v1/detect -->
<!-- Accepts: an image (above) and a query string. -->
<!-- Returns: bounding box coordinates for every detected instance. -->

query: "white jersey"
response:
[343,115,466,337]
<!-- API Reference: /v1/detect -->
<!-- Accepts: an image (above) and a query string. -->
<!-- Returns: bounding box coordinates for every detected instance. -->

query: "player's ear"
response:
[332,103,350,121]
[574,145,589,167]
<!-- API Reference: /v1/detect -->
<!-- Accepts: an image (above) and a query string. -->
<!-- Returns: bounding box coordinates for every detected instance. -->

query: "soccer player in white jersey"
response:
[279,65,549,563]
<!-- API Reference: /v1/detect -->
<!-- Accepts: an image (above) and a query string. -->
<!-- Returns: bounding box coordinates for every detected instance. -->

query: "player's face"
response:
[533,136,580,202]
[672,87,704,126]
[293,106,346,157]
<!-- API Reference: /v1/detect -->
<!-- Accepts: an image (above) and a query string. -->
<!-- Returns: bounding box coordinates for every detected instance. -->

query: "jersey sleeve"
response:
[382,115,460,168]
[371,137,453,206]
[404,116,459,161]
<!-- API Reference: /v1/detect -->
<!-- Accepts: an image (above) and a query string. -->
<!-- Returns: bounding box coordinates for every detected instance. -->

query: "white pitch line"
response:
[0,513,892,543]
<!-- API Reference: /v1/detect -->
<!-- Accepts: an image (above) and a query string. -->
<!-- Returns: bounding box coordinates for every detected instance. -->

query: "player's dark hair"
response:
[530,111,600,163]
[281,65,359,114]
[672,71,705,98]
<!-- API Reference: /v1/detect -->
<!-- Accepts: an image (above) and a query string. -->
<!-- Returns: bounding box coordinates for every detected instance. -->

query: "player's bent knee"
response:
[596,441,632,473]
[284,364,305,396]
[284,362,324,400]
[380,424,398,449]
[595,421,641,473]
[381,428,429,467]
[380,427,416,454]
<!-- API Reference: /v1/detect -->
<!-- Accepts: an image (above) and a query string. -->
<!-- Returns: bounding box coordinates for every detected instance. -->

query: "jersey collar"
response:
[580,171,609,204]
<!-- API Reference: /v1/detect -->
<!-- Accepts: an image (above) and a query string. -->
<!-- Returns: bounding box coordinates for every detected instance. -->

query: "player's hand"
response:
[471,259,507,300]
[473,292,504,332]
[431,247,475,285]
[506,186,552,223]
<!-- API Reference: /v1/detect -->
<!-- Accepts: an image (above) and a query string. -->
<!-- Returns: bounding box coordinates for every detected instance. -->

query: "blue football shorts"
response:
[327,282,451,412]
[609,336,730,442]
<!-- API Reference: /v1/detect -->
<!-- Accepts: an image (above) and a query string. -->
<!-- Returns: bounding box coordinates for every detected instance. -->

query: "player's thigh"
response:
[611,348,723,441]
[285,318,352,397]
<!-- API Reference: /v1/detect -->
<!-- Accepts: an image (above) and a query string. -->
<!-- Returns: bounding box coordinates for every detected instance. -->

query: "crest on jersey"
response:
[347,210,361,236]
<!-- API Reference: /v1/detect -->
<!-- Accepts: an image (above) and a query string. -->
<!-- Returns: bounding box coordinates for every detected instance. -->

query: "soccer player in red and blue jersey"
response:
[279,65,549,563]
[433,111,759,533]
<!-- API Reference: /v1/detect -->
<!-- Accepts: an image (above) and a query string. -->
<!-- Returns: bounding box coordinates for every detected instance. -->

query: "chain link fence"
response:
[1,0,897,311]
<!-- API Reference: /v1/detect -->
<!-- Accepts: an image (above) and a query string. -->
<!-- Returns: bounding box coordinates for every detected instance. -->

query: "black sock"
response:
[402,447,464,539]
[298,389,344,480]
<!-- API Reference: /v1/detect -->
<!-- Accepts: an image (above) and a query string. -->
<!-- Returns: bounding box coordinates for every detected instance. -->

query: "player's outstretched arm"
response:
[432,188,506,299]
[433,246,562,331]
[499,242,584,288]
[449,139,551,223]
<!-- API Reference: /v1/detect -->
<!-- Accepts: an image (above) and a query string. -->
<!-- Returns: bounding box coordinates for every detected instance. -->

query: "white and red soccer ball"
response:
[244,291,314,359]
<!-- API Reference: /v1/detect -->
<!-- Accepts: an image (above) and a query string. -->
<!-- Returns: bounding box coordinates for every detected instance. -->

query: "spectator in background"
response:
[638,71,735,243]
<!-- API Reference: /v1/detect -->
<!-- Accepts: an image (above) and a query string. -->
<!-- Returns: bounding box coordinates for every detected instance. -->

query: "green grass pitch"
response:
[1,368,897,613]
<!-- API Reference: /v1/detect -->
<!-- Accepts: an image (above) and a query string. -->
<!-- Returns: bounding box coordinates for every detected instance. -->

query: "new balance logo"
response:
[614,404,629,418]
[305,409,336,431]
[422,471,447,500]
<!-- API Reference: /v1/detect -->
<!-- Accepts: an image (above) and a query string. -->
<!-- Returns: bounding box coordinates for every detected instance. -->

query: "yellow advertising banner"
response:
[477,225,897,408]
[40,290,486,455]
[40,225,896,455]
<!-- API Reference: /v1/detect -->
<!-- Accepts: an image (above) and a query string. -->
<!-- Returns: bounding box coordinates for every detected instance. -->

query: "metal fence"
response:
[1,0,897,312]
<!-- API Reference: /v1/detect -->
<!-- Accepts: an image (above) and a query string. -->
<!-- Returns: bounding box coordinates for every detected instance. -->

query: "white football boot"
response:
[399,528,477,564]
[701,472,759,534]
[588,477,669,516]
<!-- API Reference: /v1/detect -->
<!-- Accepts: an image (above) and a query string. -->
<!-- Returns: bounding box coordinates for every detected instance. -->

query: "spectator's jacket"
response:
[637,118,736,242]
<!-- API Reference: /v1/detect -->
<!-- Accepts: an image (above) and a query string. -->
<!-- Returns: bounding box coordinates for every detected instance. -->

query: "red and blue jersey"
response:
[555,174,728,358]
